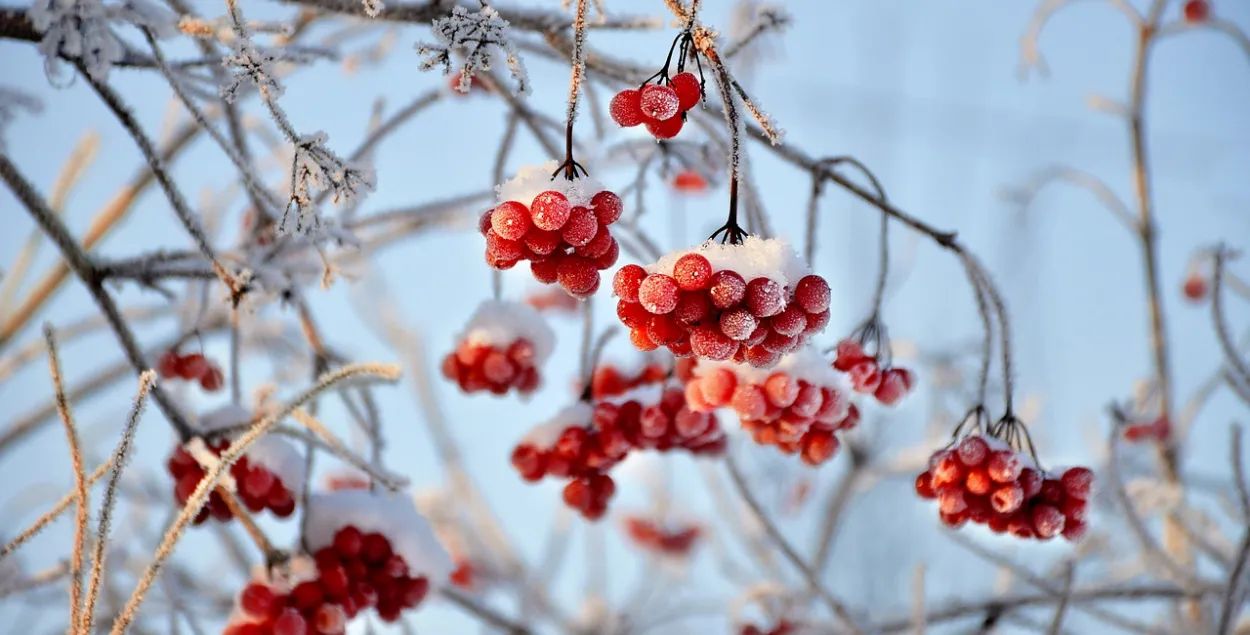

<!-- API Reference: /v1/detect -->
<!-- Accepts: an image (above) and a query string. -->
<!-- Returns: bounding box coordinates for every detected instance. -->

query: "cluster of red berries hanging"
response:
[166,430,302,525]
[614,236,831,366]
[685,348,857,466]
[609,30,705,139]
[158,349,224,391]
[832,337,914,406]
[510,403,627,520]
[595,378,728,457]
[483,161,623,297]
[620,513,703,558]
[915,424,1093,542]
[441,299,554,397]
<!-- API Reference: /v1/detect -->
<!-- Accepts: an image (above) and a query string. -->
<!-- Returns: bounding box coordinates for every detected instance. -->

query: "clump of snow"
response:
[695,346,842,388]
[521,402,592,448]
[245,435,306,495]
[495,160,607,209]
[646,235,810,289]
[458,299,556,364]
[612,451,664,488]
[305,490,453,580]
[596,380,668,407]
[197,404,252,432]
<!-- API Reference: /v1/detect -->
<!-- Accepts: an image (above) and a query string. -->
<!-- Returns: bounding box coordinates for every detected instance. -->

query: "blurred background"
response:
[1,0,1248,633]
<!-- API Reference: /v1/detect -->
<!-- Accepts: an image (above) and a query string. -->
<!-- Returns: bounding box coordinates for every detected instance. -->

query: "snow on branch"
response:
[27,0,175,83]
[415,5,530,97]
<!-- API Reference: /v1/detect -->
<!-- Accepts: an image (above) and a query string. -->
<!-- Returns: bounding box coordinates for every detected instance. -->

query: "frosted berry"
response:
[669,72,701,111]
[744,278,785,317]
[491,201,531,241]
[640,84,681,120]
[690,326,736,361]
[956,436,989,466]
[673,253,712,290]
[1183,0,1210,23]
[915,471,937,498]
[793,275,831,314]
[558,257,599,296]
[990,482,1024,514]
[1031,504,1066,539]
[561,206,598,247]
[591,190,623,225]
[833,339,868,371]
[613,264,647,303]
[638,274,681,314]
[718,308,758,341]
[707,270,747,309]
[986,450,1023,483]
[240,583,276,617]
[645,115,684,140]
[1060,467,1094,499]
[273,608,308,635]
[770,306,808,337]
[848,359,882,393]
[530,191,571,231]
[609,89,644,127]
[1183,273,1207,302]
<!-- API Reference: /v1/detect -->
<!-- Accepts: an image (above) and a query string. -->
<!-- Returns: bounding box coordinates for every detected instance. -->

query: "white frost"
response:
[596,381,667,407]
[495,160,607,209]
[457,299,556,364]
[520,402,593,448]
[244,434,306,495]
[646,235,810,289]
[415,5,530,97]
[305,490,453,580]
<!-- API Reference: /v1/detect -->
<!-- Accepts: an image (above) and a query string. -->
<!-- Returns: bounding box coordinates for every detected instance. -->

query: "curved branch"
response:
[1005,165,1138,232]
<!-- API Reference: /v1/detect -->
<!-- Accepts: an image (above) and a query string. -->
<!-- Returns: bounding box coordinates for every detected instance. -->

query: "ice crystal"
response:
[281,131,377,239]
[27,0,175,83]
[415,6,530,97]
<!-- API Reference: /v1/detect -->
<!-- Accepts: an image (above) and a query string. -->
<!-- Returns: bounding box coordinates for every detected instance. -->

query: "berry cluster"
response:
[609,72,702,140]
[613,237,831,367]
[685,350,857,466]
[442,299,554,397]
[670,168,710,195]
[510,404,627,520]
[442,338,541,396]
[166,439,295,525]
[620,514,702,557]
[915,435,1092,541]
[595,382,728,457]
[589,357,669,399]
[832,339,914,406]
[157,350,224,391]
[1122,414,1171,443]
[485,163,623,297]
[224,526,430,635]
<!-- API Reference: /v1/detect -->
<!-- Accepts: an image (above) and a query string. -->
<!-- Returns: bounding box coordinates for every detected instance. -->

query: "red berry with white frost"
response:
[669,72,701,111]
[609,89,644,127]
[640,84,680,120]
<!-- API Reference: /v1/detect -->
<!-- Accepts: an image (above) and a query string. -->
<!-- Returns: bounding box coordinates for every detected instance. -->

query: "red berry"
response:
[562,206,599,247]
[524,228,561,256]
[718,308,758,341]
[312,604,346,634]
[731,384,768,420]
[166,447,198,479]
[763,373,799,408]
[477,210,493,236]
[744,278,785,317]
[609,89,644,127]
[591,190,623,225]
[769,306,808,337]
[1031,504,1066,540]
[1018,467,1044,499]
[490,201,531,241]
[646,313,683,345]
[613,264,647,302]
[708,270,747,309]
[399,576,430,608]
[1183,0,1210,23]
[333,525,364,559]
[743,344,779,368]
[793,275,830,314]
[361,532,393,564]
[1061,518,1088,542]
[157,351,181,378]
[290,580,324,610]
[915,471,937,498]
[177,353,210,381]
[320,564,350,599]
[673,253,713,291]
[990,482,1024,514]
[832,339,867,371]
[800,431,839,466]
[530,190,571,231]
[485,231,524,262]
[1182,273,1207,302]
[673,291,712,325]
[557,256,599,296]
[1060,467,1094,500]
[986,450,1023,483]
[690,326,736,361]
[239,583,276,617]
[1039,479,1067,505]
[931,452,964,488]
[638,274,681,314]
[965,469,993,495]
[874,368,911,405]
[937,486,968,515]
[956,436,989,467]
[511,443,547,481]
[848,359,882,393]
[669,72,701,111]
[640,84,680,120]
[645,115,684,140]
[803,309,831,336]
[594,240,620,270]
[272,608,308,635]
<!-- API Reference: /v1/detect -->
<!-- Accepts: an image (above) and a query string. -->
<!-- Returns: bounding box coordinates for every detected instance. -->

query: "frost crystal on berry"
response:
[415,6,530,97]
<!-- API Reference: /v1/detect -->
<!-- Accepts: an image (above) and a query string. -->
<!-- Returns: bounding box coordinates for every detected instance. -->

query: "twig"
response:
[43,323,87,632]
[1218,527,1250,635]
[0,455,116,559]
[439,585,531,635]
[81,371,154,635]
[1233,424,1250,521]
[289,408,407,490]
[723,454,864,634]
[1212,248,1250,388]
[1046,563,1076,635]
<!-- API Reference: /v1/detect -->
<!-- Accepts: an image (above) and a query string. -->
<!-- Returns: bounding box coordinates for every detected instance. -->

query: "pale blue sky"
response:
[1,1,1248,633]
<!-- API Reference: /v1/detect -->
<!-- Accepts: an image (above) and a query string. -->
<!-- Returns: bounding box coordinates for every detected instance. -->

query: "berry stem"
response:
[558,0,589,182]
[218,487,284,566]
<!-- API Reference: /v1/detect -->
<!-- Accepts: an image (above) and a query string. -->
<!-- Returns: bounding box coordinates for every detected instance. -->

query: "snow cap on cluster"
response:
[595,380,668,407]
[305,490,453,580]
[522,402,593,448]
[193,403,305,492]
[647,235,811,289]
[495,160,607,208]
[457,299,556,364]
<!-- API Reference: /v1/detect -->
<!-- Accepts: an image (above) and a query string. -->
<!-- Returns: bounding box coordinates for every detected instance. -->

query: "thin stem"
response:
[43,324,87,633]
[1211,248,1250,388]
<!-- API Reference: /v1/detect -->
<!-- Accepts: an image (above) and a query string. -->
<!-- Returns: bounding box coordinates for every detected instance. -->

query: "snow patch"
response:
[197,404,252,432]
[305,490,453,580]
[495,160,607,208]
[521,402,592,448]
[695,346,842,388]
[245,435,306,495]
[458,299,555,364]
[596,381,668,407]
[646,235,810,289]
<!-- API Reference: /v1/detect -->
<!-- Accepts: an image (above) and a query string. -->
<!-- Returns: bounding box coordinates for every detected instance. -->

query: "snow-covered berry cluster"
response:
[915,435,1092,541]
[588,355,669,399]
[157,349,225,391]
[595,381,728,457]
[166,433,301,525]
[610,72,702,140]
[831,339,914,405]
[484,162,623,297]
[613,237,831,366]
[620,514,703,557]
[442,299,554,397]
[685,348,856,466]
[511,404,626,520]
